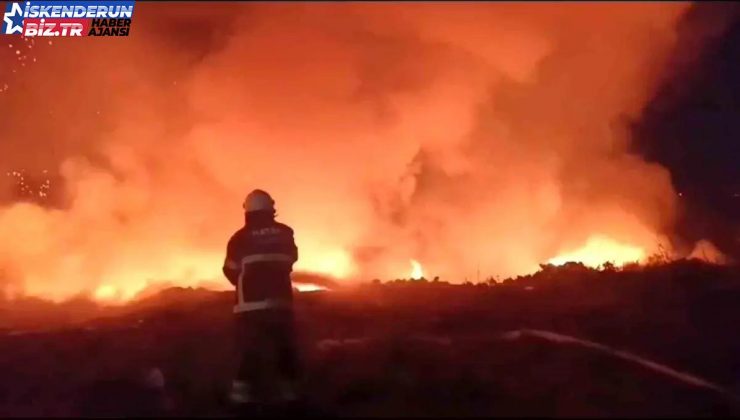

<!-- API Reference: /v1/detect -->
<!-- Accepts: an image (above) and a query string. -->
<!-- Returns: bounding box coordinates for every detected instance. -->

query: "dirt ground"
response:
[1,260,738,416]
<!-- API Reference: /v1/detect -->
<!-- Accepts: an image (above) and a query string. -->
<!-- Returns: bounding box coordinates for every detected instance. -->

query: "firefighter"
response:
[223,189,301,405]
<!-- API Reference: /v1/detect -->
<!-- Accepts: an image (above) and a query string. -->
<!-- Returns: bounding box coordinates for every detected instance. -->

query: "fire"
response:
[0,3,695,303]
[547,235,646,268]
[86,252,339,304]
[294,282,328,292]
[93,284,143,305]
[92,280,156,304]
[93,284,118,301]
[92,280,328,305]
[294,247,356,279]
[410,260,424,280]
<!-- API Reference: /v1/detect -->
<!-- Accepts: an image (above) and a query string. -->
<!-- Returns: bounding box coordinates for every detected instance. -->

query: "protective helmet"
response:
[243,189,275,212]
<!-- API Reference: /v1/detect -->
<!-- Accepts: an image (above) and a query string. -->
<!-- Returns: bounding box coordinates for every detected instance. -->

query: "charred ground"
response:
[1,260,739,416]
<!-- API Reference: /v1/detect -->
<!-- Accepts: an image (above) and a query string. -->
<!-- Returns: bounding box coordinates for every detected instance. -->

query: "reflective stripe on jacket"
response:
[223,216,298,313]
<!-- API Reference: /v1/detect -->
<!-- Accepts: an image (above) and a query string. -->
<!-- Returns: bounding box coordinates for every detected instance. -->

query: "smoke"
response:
[0,3,698,301]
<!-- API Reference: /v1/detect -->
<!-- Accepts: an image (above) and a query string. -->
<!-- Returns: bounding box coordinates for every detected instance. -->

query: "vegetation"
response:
[0,259,738,416]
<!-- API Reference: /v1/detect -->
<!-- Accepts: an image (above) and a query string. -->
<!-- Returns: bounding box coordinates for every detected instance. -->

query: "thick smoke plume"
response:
[0,3,701,301]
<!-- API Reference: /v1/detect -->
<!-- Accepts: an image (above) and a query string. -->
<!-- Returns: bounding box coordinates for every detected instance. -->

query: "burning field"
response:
[0,2,735,303]
[0,1,739,416]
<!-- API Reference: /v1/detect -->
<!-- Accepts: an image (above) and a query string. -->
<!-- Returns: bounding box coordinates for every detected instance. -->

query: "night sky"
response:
[633,2,740,259]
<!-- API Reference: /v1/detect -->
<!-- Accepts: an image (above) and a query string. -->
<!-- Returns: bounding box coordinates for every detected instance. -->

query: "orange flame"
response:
[0,3,693,303]
[547,235,646,268]
[410,259,424,280]
[294,282,328,292]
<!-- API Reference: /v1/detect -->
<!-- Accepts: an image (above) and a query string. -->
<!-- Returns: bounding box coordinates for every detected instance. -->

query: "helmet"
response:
[243,189,275,212]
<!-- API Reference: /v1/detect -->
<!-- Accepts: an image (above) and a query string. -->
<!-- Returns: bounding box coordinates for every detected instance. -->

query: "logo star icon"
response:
[2,2,25,35]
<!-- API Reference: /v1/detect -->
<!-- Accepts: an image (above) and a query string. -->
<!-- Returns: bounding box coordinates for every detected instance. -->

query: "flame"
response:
[92,280,328,305]
[0,3,693,303]
[294,282,328,292]
[93,284,118,301]
[294,247,356,279]
[547,235,646,268]
[410,259,424,280]
[92,280,153,304]
[80,248,347,304]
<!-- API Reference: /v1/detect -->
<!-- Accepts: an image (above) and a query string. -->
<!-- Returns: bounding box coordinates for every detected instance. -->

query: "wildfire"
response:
[410,259,424,280]
[547,235,646,268]
[93,284,118,301]
[294,247,356,279]
[91,280,329,305]
[0,3,695,305]
[294,282,328,292]
[93,281,161,304]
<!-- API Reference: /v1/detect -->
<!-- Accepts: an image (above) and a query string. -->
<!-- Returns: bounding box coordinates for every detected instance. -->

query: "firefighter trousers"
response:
[234,308,301,400]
